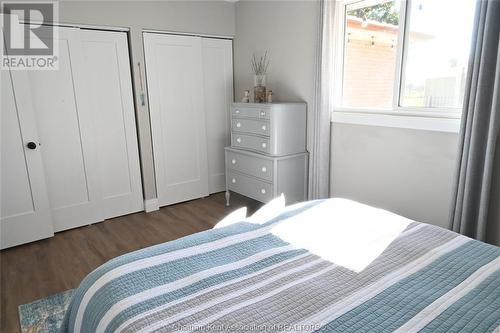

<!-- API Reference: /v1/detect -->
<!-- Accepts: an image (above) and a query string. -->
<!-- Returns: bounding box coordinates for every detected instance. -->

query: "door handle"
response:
[26,142,37,150]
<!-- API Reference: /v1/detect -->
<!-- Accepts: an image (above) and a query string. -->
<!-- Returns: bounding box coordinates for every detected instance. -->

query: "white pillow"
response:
[247,194,286,224]
[214,207,247,229]
[214,194,287,229]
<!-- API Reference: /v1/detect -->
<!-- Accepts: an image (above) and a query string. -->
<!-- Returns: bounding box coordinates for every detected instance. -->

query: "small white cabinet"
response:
[225,148,308,204]
[225,102,308,205]
[230,103,306,156]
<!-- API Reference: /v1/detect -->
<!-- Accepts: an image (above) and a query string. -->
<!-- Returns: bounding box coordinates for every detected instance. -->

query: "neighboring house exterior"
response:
[343,16,399,108]
[343,16,465,109]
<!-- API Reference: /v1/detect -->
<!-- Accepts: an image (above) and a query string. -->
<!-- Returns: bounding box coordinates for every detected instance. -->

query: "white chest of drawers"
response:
[225,102,308,205]
[230,103,306,156]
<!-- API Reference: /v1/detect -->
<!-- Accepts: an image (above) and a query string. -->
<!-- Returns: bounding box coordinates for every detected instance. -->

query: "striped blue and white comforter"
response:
[61,199,500,333]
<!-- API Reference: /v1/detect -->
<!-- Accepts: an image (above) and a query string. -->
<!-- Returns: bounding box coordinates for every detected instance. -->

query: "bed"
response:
[61,198,500,333]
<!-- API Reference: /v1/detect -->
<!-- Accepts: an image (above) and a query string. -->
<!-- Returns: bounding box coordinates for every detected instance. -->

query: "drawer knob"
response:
[261,189,266,194]
[231,178,236,183]
[261,166,267,172]
[261,125,267,131]
[261,142,267,148]
[231,159,236,165]
[235,109,240,114]
[260,111,266,116]
[236,137,242,143]
[236,122,241,128]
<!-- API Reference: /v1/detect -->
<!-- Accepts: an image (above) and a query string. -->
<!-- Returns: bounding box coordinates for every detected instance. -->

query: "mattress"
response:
[60,199,500,332]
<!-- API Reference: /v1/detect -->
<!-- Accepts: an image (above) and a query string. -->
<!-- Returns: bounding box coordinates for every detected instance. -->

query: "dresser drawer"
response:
[232,133,270,154]
[227,172,273,202]
[232,118,270,136]
[227,150,273,181]
[232,106,270,119]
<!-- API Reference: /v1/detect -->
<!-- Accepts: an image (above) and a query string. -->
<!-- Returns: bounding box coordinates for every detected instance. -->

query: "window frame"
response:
[332,0,465,123]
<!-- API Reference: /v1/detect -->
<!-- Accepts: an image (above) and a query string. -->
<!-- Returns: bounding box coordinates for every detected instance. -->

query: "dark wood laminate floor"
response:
[0,192,261,333]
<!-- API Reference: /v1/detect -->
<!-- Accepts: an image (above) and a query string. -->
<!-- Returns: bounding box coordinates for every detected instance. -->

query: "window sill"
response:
[331,110,461,133]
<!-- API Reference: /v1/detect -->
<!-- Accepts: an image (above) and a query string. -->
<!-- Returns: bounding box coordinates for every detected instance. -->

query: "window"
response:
[336,0,476,115]
[400,0,476,108]
[342,1,401,108]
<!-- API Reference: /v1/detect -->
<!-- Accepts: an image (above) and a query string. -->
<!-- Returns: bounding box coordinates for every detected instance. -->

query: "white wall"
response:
[234,0,319,157]
[56,0,236,200]
[331,123,459,228]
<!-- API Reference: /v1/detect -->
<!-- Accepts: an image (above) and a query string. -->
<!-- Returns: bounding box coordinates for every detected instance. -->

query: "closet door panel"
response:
[1,68,54,249]
[2,72,33,218]
[30,41,88,207]
[143,33,209,206]
[202,38,233,193]
[80,30,143,219]
[24,27,102,231]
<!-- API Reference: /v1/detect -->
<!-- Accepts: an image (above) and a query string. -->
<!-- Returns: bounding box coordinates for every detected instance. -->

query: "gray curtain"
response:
[449,0,500,242]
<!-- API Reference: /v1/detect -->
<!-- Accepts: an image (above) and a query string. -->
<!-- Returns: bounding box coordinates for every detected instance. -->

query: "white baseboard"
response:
[144,198,159,213]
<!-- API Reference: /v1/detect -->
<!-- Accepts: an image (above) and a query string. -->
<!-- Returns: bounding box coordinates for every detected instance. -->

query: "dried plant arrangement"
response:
[251,51,270,75]
[251,51,270,103]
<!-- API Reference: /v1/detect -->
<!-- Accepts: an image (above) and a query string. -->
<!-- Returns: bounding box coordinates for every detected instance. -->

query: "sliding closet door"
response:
[1,68,54,249]
[16,27,104,231]
[80,29,143,219]
[21,27,143,231]
[202,38,233,193]
[143,33,209,206]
